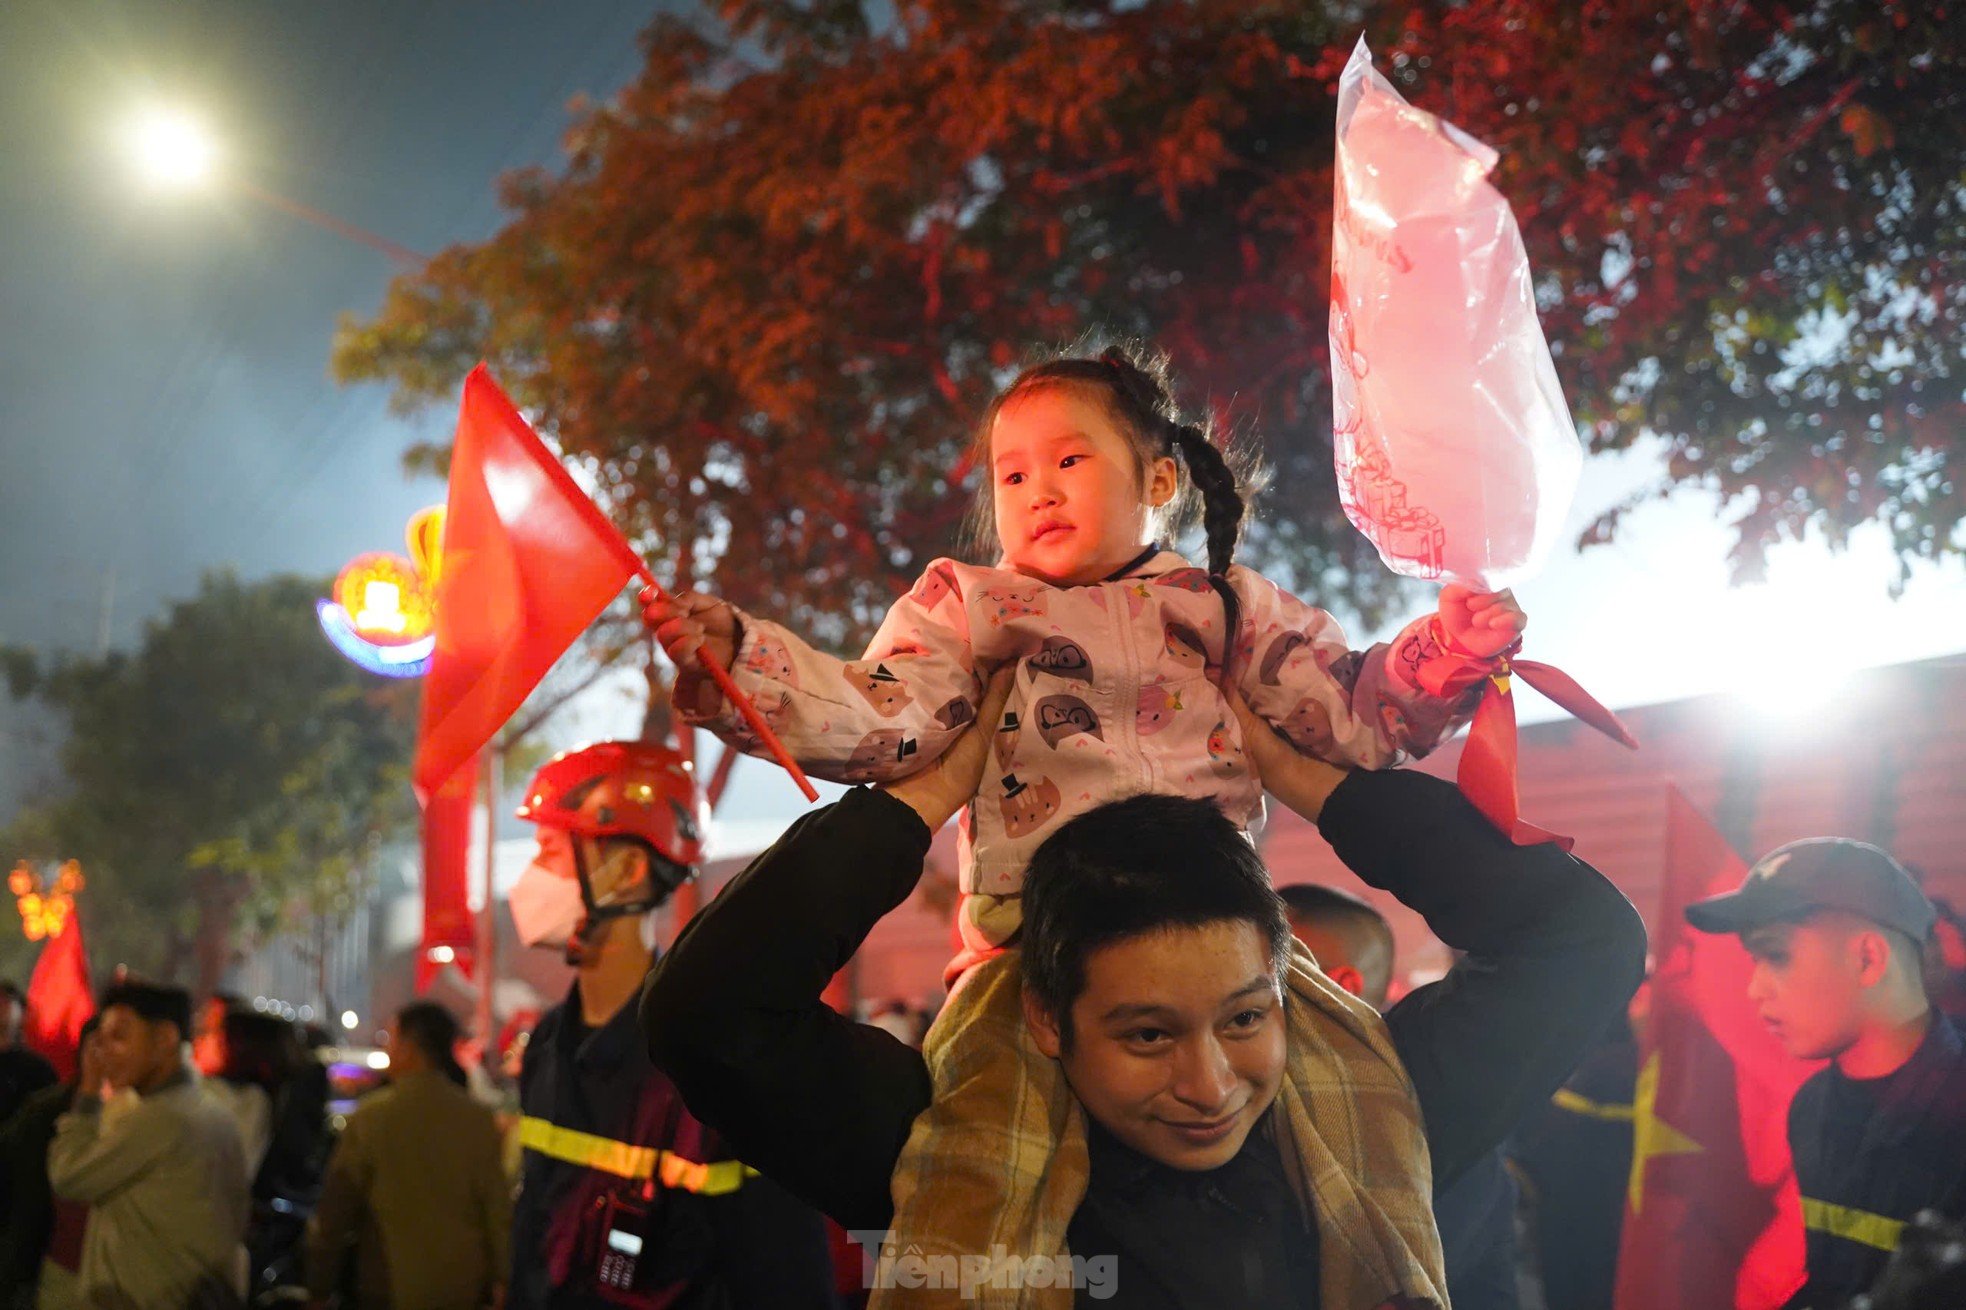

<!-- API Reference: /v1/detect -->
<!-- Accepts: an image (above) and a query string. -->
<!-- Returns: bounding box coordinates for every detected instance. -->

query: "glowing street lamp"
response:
[117,102,425,266]
[123,107,221,190]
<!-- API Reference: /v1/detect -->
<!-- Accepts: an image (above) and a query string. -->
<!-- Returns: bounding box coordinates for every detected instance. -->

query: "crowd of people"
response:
[0,342,1959,1309]
[0,796,1958,1309]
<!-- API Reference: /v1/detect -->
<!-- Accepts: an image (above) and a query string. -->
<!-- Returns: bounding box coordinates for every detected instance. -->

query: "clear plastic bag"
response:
[1330,38,1581,589]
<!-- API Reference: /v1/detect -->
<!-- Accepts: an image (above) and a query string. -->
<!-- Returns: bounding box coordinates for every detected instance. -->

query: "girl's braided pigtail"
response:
[1170,422,1248,683]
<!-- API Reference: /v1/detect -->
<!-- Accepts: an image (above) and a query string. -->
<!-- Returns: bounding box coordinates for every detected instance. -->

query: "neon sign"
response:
[317,506,444,678]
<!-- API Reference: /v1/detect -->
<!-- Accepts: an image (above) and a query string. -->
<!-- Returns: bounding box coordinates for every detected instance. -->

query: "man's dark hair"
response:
[99,981,194,1042]
[1278,883,1396,1009]
[1022,793,1290,1044]
[394,1001,467,1086]
[217,1010,301,1093]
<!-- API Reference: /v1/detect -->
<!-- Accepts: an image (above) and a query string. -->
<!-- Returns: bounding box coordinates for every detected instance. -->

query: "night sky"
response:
[0,0,658,656]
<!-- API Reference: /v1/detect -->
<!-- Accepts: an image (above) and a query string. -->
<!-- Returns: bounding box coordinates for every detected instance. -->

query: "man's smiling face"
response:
[1027,919,1287,1170]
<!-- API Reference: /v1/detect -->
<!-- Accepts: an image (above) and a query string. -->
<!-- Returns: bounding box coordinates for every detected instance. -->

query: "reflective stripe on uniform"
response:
[1801,1197,1906,1253]
[517,1116,757,1194]
[1550,1087,1636,1122]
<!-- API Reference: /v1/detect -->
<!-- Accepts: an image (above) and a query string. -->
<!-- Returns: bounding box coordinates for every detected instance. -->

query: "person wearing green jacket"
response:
[303,1001,510,1310]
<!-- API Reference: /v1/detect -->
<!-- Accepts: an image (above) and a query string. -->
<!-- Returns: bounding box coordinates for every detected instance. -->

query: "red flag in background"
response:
[24,914,94,1080]
[1614,788,1814,1310]
[416,758,478,990]
[412,366,645,802]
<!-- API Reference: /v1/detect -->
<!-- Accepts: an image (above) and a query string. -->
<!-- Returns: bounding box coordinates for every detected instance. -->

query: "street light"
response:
[124,106,220,189]
[118,102,425,267]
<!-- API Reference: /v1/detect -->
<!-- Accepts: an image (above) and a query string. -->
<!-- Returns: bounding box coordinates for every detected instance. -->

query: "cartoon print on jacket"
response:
[1280,696,1335,753]
[847,663,915,718]
[934,696,976,731]
[978,585,1047,627]
[993,710,1022,772]
[1154,568,1216,594]
[1396,618,1450,685]
[909,565,957,611]
[741,631,800,686]
[1033,694,1101,747]
[1136,684,1183,736]
[999,773,1062,840]
[1029,637,1093,683]
[1164,621,1208,673]
[1085,583,1150,619]
[843,730,918,782]
[1259,632,1310,686]
[1205,719,1244,779]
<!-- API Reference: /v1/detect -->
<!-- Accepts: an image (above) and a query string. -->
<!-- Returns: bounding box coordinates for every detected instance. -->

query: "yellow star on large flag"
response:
[1627,1050,1705,1214]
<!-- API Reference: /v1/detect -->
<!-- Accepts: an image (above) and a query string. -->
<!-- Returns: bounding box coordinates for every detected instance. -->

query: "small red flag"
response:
[1613,787,1812,1310]
[412,367,645,802]
[416,757,478,990]
[24,915,95,1081]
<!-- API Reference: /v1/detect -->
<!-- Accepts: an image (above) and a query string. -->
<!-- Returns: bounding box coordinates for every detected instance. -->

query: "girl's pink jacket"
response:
[677,549,1489,966]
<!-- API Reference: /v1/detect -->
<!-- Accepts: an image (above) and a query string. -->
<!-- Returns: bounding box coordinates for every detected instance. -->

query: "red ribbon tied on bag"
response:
[1462,656,1637,849]
[1415,622,1638,849]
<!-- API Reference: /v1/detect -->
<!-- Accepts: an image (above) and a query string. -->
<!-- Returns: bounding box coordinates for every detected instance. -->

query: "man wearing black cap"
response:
[1685,837,1966,1309]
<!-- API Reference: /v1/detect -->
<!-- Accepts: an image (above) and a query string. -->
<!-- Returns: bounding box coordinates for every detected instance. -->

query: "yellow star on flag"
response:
[1627,1050,1705,1214]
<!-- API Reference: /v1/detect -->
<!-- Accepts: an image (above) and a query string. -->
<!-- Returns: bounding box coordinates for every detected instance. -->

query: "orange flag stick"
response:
[632,573,819,802]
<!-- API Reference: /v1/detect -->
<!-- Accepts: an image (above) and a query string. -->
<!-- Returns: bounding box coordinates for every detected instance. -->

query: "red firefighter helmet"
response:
[515,741,707,869]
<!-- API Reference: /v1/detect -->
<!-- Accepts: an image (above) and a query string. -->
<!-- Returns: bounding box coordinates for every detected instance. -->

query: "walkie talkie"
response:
[594,1184,656,1290]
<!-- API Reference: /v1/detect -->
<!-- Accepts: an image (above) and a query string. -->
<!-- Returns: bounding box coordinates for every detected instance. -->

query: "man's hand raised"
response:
[1227,688,1351,824]
[879,667,1015,833]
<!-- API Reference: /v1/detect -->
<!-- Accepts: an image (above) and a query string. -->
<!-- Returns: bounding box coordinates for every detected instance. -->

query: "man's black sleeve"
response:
[641,785,936,1232]
[1317,768,1648,1191]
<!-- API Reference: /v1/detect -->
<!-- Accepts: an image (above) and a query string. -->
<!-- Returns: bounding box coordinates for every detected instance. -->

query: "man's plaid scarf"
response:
[872,942,1447,1308]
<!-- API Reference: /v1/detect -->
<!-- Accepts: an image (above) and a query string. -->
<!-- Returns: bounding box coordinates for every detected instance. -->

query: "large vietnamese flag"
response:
[24,913,94,1081]
[412,367,645,802]
[1614,787,1814,1310]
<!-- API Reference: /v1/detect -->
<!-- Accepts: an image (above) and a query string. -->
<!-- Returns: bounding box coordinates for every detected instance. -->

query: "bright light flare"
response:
[1724,586,1867,726]
[124,107,220,189]
[1740,660,1851,721]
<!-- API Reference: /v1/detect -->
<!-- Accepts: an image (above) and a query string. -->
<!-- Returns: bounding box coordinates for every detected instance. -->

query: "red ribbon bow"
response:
[1455,654,1638,849]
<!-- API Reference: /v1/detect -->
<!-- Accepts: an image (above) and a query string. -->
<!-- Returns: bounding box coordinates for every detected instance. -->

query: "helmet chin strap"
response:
[564,838,661,967]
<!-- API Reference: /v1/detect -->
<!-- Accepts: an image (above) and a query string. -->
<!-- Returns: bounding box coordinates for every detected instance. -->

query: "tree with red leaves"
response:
[334,0,1961,664]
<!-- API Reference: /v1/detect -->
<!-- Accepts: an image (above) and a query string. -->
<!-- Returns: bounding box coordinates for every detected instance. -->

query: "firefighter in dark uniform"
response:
[507,741,836,1310]
[1686,837,1966,1310]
